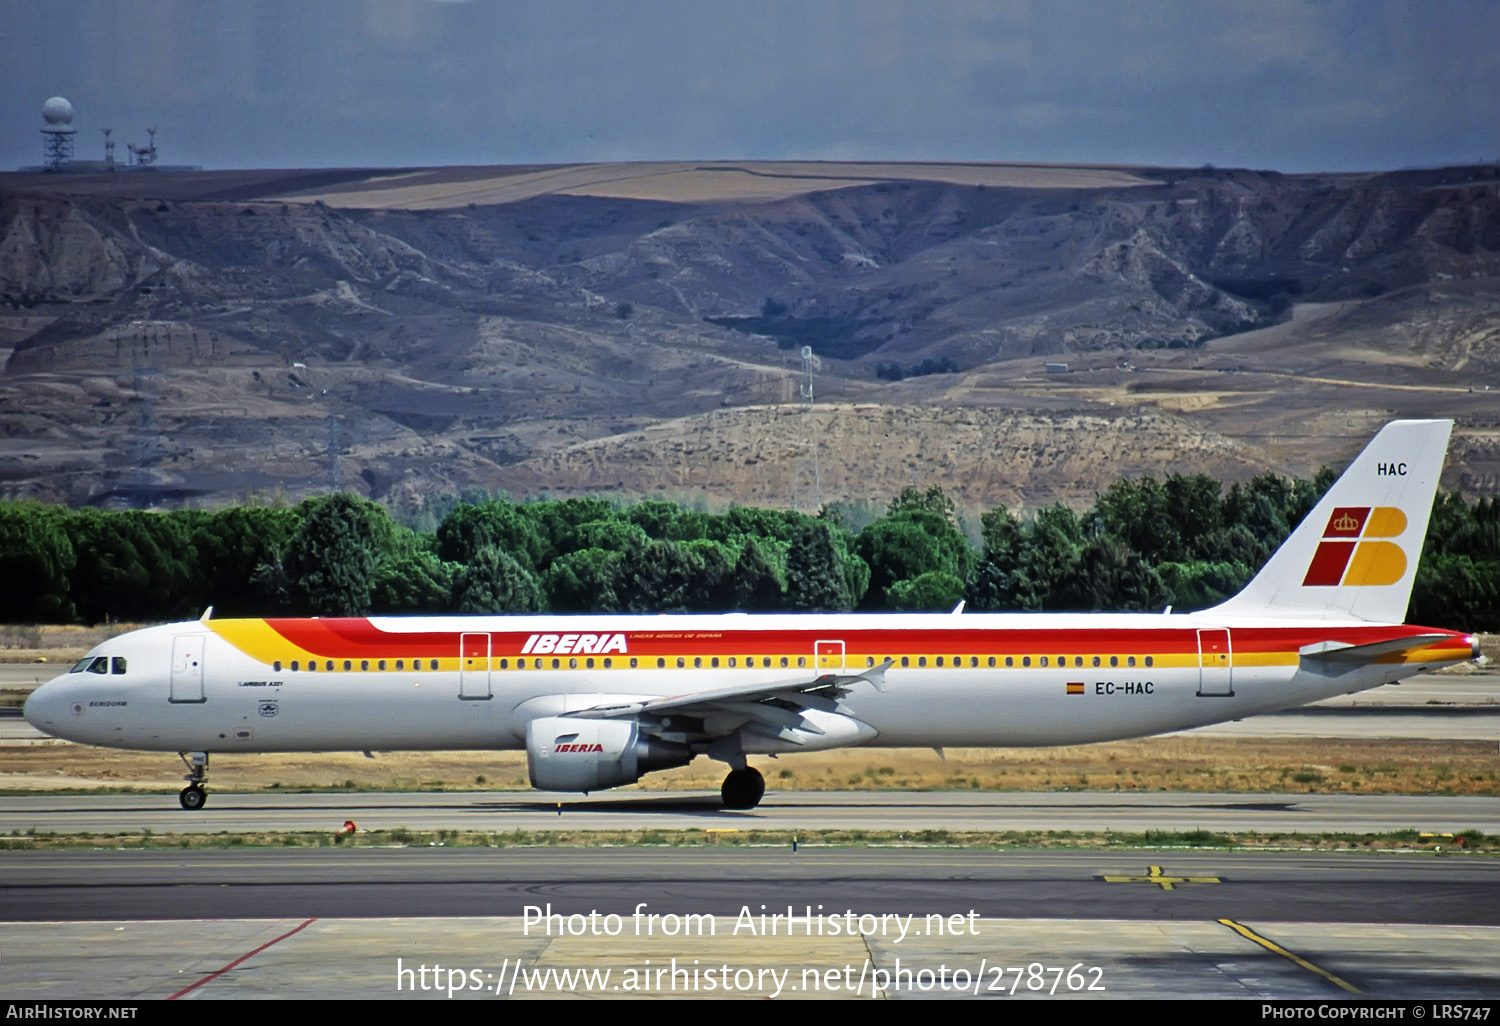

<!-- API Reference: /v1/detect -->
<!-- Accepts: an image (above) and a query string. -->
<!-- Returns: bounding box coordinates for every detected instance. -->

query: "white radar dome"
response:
[41,97,75,125]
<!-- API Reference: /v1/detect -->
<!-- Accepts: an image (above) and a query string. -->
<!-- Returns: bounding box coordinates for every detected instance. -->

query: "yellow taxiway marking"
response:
[1099,865,1221,890]
[1218,919,1362,995]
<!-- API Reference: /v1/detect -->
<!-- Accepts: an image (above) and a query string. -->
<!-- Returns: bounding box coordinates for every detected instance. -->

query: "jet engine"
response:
[525,717,691,792]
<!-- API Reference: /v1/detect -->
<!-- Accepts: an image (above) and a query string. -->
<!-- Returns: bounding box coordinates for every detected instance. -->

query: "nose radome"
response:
[23,677,68,733]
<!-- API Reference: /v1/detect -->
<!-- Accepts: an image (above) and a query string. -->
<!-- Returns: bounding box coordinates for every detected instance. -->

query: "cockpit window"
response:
[86,657,108,674]
[70,658,93,673]
[111,657,127,675]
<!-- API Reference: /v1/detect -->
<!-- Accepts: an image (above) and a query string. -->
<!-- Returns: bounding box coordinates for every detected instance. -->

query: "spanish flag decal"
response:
[1066,682,1085,695]
[1302,506,1408,587]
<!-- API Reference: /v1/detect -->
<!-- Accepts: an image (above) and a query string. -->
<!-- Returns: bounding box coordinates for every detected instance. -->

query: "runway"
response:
[4,670,1496,1000]
[2,788,1497,835]
[1,849,1496,999]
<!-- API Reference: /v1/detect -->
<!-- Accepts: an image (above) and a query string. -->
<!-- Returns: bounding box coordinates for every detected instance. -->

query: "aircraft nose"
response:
[23,678,70,734]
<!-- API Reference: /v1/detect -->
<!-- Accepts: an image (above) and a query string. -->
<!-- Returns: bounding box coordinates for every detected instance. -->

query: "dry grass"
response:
[1,736,1494,796]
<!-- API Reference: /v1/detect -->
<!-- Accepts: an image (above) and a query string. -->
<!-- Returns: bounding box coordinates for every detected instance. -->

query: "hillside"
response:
[2,160,1498,515]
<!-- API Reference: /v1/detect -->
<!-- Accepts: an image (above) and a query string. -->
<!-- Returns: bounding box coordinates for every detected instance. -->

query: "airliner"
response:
[23,420,1480,810]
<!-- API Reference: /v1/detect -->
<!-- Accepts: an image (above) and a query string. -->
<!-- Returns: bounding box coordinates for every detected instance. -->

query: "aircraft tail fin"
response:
[1208,420,1452,623]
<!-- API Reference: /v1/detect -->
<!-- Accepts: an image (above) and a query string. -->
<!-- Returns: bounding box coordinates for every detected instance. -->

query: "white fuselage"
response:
[23,611,1470,757]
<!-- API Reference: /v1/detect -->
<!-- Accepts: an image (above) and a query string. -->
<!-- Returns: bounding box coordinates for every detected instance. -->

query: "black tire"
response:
[720,767,765,810]
[179,785,206,810]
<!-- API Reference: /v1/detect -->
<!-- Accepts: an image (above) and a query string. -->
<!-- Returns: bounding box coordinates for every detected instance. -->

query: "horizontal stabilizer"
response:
[1299,634,1452,663]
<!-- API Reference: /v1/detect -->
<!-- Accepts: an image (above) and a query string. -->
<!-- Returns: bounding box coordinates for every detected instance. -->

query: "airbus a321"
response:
[24,420,1480,809]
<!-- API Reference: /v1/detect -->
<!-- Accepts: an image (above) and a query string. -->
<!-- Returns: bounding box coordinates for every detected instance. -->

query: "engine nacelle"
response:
[526,716,691,792]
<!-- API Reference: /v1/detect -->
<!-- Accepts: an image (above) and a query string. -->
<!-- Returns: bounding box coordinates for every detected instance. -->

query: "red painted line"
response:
[167,917,317,1000]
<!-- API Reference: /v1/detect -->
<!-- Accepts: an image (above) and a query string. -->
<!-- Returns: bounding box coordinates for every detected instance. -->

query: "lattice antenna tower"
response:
[130,358,161,495]
[326,413,343,492]
[793,345,822,513]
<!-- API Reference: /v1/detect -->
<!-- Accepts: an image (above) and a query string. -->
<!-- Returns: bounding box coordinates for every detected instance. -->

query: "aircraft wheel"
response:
[179,785,207,811]
[720,767,765,810]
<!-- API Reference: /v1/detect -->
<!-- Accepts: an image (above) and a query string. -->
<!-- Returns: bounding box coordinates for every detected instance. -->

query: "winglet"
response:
[858,658,894,693]
[199,606,214,622]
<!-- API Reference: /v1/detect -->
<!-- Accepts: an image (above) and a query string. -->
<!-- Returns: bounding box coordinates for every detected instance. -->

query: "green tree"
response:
[732,536,783,610]
[887,570,965,611]
[0,503,76,622]
[855,509,973,609]
[786,522,853,611]
[280,494,385,616]
[371,550,458,613]
[451,545,543,613]
[544,548,625,613]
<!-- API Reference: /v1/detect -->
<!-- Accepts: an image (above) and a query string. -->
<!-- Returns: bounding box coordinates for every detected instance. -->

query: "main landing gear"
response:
[720,767,765,810]
[178,751,208,810]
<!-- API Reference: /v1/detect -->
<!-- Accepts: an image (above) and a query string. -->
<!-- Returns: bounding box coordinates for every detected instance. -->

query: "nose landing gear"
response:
[177,751,208,810]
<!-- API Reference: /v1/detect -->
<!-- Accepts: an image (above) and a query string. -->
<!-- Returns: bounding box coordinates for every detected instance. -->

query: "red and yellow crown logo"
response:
[1302,506,1408,587]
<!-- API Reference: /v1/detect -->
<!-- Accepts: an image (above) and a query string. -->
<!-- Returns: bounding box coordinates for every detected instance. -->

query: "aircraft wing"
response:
[565,659,892,721]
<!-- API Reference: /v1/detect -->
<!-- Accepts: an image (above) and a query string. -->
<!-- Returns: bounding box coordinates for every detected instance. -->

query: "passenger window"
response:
[1127,656,1136,667]
[780,656,788,668]
[987,656,995,667]
[500,659,508,669]
[1075,656,1083,667]
[430,659,439,671]
[1091,656,1101,667]
[628,657,636,668]
[551,658,560,669]
[1039,657,1047,667]
[1110,656,1119,667]
[918,656,927,667]
[602,658,610,669]
[797,656,806,668]
[694,657,702,668]
[344,660,353,671]
[569,658,578,669]
[586,657,595,669]
[1145,656,1154,668]
[1005,656,1013,667]
[970,656,978,668]
[360,660,369,671]
[291,660,300,671]
[1022,656,1031,667]
[677,657,685,669]
[111,657,127,674]
[307,662,316,672]
[900,656,910,668]
[326,661,334,671]
[866,656,874,668]
[711,657,719,668]
[658,658,666,668]
[396,659,404,670]
[763,657,771,668]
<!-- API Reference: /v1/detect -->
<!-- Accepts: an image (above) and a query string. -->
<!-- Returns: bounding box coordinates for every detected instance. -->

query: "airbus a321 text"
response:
[24,420,1481,810]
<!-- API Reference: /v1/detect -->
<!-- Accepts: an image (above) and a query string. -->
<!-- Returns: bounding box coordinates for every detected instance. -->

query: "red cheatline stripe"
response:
[167,917,317,1000]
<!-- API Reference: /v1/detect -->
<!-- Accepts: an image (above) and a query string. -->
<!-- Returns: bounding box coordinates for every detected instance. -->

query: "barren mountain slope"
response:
[1,161,1497,512]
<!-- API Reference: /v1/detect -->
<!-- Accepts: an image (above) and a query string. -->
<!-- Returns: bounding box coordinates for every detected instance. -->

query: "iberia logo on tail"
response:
[1302,506,1408,587]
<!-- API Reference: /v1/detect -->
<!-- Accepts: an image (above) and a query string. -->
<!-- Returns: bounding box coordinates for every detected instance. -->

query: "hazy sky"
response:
[3,0,1497,173]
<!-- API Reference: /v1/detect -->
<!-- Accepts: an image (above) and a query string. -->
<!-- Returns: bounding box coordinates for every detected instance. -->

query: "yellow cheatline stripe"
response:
[1217,919,1361,995]
[205,619,314,664]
